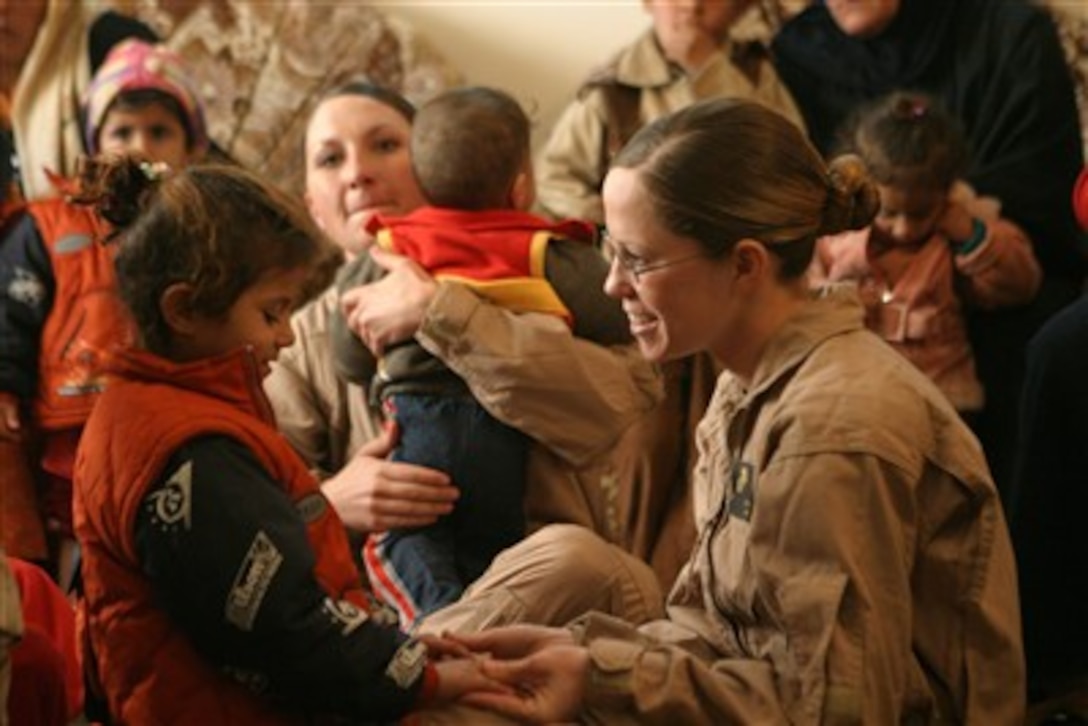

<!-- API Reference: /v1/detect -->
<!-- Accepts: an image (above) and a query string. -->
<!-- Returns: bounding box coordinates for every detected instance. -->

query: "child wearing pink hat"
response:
[81,38,208,159]
[0,39,207,589]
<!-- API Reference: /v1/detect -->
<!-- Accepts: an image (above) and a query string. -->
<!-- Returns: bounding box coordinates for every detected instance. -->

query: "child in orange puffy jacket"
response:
[0,40,207,586]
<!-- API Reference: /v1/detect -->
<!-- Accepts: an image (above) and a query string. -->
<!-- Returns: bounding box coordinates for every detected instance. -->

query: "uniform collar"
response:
[721,285,866,405]
[611,29,679,88]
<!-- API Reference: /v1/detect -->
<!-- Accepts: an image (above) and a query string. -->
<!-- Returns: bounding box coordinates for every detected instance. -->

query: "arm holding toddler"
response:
[342,247,662,467]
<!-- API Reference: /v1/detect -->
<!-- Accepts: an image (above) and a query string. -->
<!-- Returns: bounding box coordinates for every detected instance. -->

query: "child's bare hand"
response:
[447,625,575,660]
[432,656,512,705]
[417,632,472,660]
[938,200,976,245]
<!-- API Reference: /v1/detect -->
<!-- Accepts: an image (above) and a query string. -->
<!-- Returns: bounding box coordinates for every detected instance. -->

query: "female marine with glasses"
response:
[419,99,1024,725]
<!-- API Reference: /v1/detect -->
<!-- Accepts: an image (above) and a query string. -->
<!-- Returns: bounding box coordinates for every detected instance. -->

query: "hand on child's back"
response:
[322,425,457,533]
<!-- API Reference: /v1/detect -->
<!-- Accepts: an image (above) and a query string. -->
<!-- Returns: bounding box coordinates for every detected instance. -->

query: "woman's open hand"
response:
[461,643,590,723]
[321,425,457,532]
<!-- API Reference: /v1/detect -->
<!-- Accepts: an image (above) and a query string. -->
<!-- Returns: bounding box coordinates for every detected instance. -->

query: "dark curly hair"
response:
[76,156,342,354]
[837,90,969,190]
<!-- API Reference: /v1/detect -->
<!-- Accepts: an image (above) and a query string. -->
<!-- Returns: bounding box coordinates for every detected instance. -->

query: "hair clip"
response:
[139,161,170,181]
[894,97,928,121]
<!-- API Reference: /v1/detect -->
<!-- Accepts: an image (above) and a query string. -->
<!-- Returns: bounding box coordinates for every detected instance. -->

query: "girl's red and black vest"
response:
[74,347,370,724]
[28,198,133,430]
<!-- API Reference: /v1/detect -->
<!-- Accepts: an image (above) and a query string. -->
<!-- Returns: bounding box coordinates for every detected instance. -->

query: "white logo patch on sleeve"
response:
[225,531,283,631]
[385,639,427,689]
[147,460,193,531]
[322,597,370,636]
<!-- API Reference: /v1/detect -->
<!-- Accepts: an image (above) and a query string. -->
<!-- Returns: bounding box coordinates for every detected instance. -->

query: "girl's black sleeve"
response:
[133,434,430,722]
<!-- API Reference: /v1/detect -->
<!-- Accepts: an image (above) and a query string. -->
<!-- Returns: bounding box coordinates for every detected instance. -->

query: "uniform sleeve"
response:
[954,218,1042,309]
[417,282,662,467]
[133,435,430,722]
[545,238,631,347]
[535,95,609,224]
[0,214,54,399]
[330,254,380,386]
[578,453,933,724]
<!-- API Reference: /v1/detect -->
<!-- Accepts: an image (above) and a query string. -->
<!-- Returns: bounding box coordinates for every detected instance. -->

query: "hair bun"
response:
[74,155,163,231]
[820,154,880,236]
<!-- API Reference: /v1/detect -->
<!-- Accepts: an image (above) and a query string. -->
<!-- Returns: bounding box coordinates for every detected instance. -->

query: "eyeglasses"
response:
[603,232,704,283]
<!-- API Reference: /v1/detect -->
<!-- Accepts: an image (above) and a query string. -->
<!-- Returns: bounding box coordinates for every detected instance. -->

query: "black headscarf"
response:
[773,0,1084,282]
[773,0,959,152]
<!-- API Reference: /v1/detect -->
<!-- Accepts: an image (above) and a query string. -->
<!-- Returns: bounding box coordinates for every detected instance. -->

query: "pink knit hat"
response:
[1074,167,1088,232]
[83,39,208,155]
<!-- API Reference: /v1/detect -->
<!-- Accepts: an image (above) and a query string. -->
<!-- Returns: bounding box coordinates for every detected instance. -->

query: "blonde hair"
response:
[613,99,879,278]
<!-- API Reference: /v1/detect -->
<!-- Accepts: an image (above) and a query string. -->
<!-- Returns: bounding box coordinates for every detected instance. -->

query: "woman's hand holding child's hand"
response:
[432,626,588,723]
[420,633,515,707]
[447,625,576,660]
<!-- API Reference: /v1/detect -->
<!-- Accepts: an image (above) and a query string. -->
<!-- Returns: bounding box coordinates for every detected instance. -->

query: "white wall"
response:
[380,1,647,149]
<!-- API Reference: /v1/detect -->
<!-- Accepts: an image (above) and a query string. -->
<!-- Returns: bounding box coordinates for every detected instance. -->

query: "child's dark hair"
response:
[410,86,530,210]
[102,88,197,151]
[77,156,343,355]
[838,91,968,190]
